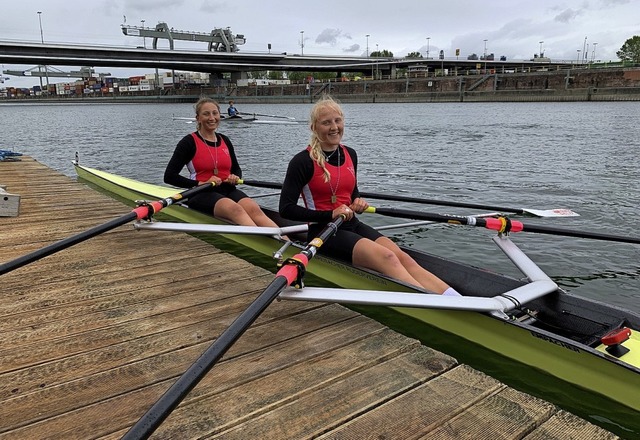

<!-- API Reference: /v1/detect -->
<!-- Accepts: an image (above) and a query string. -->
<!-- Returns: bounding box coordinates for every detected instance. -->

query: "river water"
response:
[2,100,638,311]
[1,100,639,435]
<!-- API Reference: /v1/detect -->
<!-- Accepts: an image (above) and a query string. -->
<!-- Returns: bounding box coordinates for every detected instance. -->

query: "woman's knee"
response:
[238,198,262,216]
[355,240,402,267]
[215,200,246,219]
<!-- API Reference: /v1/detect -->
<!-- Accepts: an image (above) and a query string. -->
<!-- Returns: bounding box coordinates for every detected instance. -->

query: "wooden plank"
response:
[1,313,391,438]
[204,346,457,439]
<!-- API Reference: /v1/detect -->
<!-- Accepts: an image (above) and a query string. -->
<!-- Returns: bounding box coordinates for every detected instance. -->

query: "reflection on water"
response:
[554,266,640,290]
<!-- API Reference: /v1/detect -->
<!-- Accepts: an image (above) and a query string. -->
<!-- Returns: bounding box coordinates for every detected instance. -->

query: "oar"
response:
[365,206,640,245]
[238,180,577,218]
[238,111,297,120]
[0,183,216,276]
[121,215,345,440]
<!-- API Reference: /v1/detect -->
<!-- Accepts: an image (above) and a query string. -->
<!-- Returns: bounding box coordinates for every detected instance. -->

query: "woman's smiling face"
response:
[312,106,344,148]
[197,102,221,131]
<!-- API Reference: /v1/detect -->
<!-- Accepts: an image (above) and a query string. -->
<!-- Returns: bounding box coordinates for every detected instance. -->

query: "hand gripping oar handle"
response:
[121,215,345,440]
[0,183,216,276]
[366,207,640,245]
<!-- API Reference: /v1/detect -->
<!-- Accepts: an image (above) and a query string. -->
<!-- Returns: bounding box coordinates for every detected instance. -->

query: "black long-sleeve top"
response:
[164,132,242,188]
[279,145,360,223]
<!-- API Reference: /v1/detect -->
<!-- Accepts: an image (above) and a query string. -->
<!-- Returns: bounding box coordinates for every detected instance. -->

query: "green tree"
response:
[617,36,640,63]
[370,49,394,57]
[267,70,284,80]
[406,51,423,58]
[247,70,268,79]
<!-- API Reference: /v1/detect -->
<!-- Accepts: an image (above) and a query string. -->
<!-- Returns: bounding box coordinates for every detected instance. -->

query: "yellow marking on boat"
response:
[596,330,640,367]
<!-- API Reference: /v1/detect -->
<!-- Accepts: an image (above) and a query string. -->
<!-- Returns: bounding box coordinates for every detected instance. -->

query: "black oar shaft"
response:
[0,212,137,275]
[371,207,640,245]
[122,216,344,440]
[360,192,524,214]
[520,223,640,244]
[240,179,282,190]
[121,276,289,440]
[239,180,527,214]
[0,182,214,276]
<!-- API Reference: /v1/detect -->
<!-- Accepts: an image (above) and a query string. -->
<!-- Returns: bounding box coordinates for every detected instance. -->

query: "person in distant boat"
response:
[164,97,284,234]
[279,95,461,296]
[227,100,240,118]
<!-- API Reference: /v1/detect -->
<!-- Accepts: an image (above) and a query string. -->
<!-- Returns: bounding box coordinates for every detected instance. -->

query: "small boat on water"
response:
[73,161,640,414]
[172,112,300,126]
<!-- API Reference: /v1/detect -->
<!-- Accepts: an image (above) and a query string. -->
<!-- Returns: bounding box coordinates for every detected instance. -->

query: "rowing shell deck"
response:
[0,157,619,439]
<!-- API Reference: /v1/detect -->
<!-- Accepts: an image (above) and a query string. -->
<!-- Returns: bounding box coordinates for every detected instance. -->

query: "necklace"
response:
[323,148,338,161]
[199,131,219,175]
[327,147,341,204]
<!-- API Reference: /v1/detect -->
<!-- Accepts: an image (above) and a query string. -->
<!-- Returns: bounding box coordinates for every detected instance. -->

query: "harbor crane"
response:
[121,22,245,52]
[3,66,111,80]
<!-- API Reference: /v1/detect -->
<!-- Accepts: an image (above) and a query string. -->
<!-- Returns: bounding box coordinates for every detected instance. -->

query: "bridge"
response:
[0,40,571,82]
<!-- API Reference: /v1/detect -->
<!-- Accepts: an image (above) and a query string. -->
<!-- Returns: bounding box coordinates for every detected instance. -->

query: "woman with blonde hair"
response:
[165,97,281,231]
[279,96,460,295]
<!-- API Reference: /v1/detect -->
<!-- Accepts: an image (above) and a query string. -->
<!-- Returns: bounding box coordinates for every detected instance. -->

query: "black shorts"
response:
[186,184,249,214]
[307,218,383,262]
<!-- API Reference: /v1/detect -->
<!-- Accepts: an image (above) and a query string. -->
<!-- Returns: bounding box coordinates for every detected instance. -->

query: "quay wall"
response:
[4,67,640,104]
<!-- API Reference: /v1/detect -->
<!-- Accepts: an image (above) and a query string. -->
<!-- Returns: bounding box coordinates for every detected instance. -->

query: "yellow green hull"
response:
[74,163,640,413]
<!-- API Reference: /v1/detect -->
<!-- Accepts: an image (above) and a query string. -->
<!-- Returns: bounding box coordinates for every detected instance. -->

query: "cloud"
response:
[599,0,630,5]
[554,8,583,23]
[316,28,351,46]
[343,44,360,53]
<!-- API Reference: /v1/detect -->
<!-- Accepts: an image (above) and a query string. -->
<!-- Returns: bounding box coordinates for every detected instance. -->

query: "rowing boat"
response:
[172,114,300,126]
[73,161,640,415]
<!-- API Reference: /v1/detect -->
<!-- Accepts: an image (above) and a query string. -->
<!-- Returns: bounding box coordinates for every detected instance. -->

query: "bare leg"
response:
[374,236,449,293]
[351,239,432,291]
[238,198,280,228]
[213,198,257,226]
[238,198,289,240]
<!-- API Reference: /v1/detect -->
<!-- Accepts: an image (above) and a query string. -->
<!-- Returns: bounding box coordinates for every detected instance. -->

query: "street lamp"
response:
[141,19,146,49]
[376,43,379,79]
[36,11,49,91]
[300,30,304,55]
[426,37,430,59]
[483,39,488,72]
[366,34,370,58]
[539,40,544,57]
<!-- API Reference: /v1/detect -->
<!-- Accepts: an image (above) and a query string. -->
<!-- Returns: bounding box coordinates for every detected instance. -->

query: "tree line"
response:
[245,36,640,82]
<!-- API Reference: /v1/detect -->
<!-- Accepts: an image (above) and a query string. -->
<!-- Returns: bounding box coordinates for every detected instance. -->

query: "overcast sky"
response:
[2,0,638,88]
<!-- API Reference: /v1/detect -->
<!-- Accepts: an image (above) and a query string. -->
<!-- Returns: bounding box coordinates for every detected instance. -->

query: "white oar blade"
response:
[523,208,580,218]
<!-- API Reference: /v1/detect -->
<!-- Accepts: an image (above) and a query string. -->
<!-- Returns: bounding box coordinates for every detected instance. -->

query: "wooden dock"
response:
[0,157,618,439]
